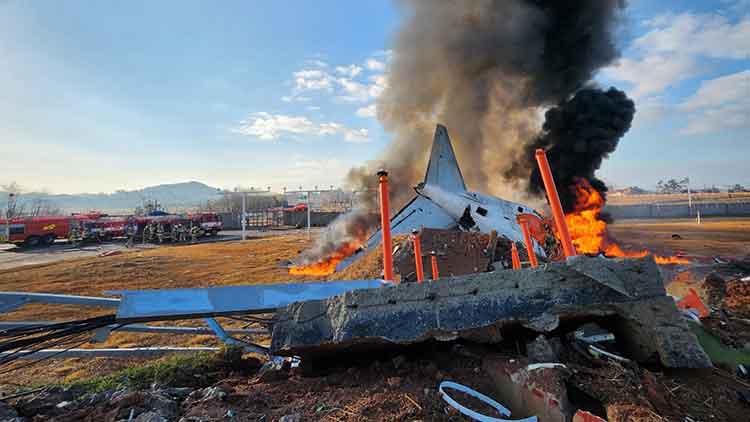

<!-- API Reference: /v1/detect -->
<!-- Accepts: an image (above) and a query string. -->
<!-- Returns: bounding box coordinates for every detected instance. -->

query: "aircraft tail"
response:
[423,124,467,192]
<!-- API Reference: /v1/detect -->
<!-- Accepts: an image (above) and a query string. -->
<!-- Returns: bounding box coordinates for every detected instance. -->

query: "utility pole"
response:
[307,191,311,239]
[284,187,340,240]
[241,193,247,241]
[4,193,14,242]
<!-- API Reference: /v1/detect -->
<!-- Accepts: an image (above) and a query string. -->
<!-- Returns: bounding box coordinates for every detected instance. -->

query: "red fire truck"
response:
[186,212,223,236]
[0,215,90,247]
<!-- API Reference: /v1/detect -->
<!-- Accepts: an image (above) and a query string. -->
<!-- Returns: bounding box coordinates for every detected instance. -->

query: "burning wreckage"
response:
[0,125,711,377]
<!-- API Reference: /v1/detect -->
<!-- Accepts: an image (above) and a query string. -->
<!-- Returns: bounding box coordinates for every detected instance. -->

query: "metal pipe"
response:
[0,292,120,314]
[378,170,394,282]
[205,317,268,355]
[0,321,268,336]
[411,230,424,283]
[511,243,521,270]
[534,149,576,258]
[518,219,538,268]
[0,347,220,359]
[431,252,440,280]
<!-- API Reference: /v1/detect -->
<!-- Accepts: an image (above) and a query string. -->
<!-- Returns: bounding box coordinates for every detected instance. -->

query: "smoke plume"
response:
[295,0,630,266]
[508,88,636,213]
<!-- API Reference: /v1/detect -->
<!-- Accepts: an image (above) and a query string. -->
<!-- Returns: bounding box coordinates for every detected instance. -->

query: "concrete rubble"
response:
[271,255,711,369]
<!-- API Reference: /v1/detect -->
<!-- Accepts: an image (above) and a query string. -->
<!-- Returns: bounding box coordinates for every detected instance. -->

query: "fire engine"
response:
[0,215,88,247]
[186,212,223,236]
[0,212,221,248]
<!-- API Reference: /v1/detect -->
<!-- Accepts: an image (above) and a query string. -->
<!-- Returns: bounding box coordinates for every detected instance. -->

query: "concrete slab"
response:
[271,256,711,368]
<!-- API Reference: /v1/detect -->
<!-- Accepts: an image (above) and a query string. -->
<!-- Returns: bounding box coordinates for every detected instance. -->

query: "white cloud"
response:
[293,69,334,92]
[635,12,750,60]
[282,95,311,103]
[604,12,749,99]
[335,74,388,103]
[681,70,750,110]
[365,58,386,71]
[232,112,369,143]
[602,54,699,98]
[356,104,377,118]
[679,70,750,135]
[306,59,329,68]
[335,64,363,78]
[336,78,371,102]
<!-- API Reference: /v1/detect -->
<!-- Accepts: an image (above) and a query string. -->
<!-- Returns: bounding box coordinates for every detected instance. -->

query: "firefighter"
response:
[125,220,136,248]
[190,224,200,243]
[68,222,81,248]
[179,224,189,243]
[156,223,168,243]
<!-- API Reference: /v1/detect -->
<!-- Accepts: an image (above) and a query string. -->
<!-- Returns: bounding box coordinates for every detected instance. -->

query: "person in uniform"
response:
[125,220,136,248]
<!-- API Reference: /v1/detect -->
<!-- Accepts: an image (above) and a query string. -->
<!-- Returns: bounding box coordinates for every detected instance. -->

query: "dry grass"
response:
[0,234,323,387]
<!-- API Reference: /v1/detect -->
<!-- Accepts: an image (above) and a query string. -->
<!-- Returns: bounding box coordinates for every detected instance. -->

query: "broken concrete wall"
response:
[271,256,711,369]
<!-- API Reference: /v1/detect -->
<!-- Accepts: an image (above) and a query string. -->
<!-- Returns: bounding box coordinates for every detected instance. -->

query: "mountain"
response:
[2,181,223,214]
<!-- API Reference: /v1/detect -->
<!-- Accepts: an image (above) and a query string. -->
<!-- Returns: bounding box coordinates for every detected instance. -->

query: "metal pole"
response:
[430,252,440,280]
[378,170,394,282]
[511,243,521,270]
[307,191,311,240]
[534,149,576,258]
[687,178,692,212]
[4,193,12,243]
[518,219,538,268]
[241,193,246,241]
[411,229,424,283]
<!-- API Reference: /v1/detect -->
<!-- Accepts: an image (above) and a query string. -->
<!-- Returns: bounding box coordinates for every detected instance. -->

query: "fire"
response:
[288,241,361,276]
[564,178,689,265]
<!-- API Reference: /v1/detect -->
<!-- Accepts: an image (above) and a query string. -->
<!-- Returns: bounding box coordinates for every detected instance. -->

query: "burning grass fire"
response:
[288,241,362,276]
[565,178,688,265]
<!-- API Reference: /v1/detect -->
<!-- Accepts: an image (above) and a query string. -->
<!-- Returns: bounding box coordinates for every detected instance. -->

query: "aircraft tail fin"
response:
[423,124,467,192]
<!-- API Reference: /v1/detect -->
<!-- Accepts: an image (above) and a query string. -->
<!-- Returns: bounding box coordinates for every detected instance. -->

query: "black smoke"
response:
[508,88,635,212]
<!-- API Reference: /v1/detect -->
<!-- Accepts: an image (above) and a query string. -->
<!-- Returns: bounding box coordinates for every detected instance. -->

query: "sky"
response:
[1,0,748,194]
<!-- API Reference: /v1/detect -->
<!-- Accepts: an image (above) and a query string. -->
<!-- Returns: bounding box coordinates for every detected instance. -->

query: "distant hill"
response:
[2,181,223,214]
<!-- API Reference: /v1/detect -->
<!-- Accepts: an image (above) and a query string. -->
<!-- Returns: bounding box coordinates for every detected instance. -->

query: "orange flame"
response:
[288,241,361,276]
[565,178,689,265]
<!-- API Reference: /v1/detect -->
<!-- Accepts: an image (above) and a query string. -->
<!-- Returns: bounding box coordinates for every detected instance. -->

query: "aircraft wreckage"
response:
[0,125,710,370]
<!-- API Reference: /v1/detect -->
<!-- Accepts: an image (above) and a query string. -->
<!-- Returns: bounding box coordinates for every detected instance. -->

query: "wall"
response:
[606,201,750,219]
[218,211,342,229]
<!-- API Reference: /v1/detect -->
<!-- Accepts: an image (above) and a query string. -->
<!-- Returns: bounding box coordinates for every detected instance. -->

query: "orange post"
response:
[378,170,394,282]
[511,243,521,270]
[518,219,538,268]
[411,229,425,283]
[430,251,439,280]
[534,149,576,258]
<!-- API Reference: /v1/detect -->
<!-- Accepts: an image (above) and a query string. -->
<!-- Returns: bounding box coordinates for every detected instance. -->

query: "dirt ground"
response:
[2,219,750,420]
[609,218,750,258]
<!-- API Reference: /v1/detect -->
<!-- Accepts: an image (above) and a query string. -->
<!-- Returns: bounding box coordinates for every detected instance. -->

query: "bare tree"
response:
[2,181,24,219]
[28,198,61,217]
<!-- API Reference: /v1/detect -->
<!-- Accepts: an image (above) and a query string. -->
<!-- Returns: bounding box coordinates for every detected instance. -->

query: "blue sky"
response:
[1,0,748,194]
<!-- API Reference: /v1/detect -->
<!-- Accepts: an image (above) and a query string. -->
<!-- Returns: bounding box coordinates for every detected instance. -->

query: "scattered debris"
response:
[439,380,537,422]
[526,335,559,363]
